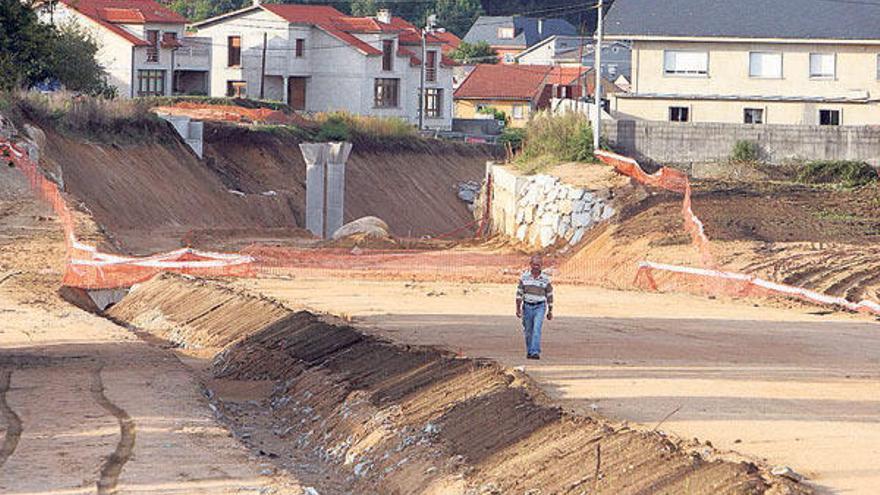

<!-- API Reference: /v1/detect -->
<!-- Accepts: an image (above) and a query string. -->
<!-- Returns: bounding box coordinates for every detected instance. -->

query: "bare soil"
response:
[107,273,809,495]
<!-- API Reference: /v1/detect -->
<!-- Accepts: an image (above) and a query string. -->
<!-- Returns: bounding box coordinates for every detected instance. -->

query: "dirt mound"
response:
[107,273,809,495]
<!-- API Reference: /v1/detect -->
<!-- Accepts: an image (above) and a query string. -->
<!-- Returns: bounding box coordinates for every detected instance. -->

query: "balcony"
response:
[173,37,211,72]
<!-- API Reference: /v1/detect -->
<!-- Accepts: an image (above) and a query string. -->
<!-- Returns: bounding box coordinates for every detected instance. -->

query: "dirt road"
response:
[0,286,307,494]
[243,276,880,495]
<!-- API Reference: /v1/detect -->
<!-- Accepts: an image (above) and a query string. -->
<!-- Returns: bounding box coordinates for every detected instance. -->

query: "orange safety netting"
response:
[594,149,880,316]
[1,140,255,289]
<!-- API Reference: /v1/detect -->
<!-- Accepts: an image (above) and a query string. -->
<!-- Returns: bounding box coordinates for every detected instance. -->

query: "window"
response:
[227,36,241,67]
[374,78,399,107]
[425,50,437,82]
[146,30,159,62]
[497,27,514,39]
[810,53,835,79]
[669,106,690,122]
[749,52,782,78]
[663,50,708,76]
[137,69,165,96]
[819,109,840,126]
[744,108,764,124]
[555,85,573,98]
[295,38,305,57]
[226,80,246,98]
[425,88,442,118]
[382,39,394,71]
[512,104,524,120]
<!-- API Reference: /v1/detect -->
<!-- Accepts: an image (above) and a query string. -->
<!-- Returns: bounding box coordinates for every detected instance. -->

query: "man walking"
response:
[516,254,553,359]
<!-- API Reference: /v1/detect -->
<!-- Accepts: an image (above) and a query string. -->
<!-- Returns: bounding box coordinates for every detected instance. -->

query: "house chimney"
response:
[252,0,261,6]
[376,9,391,24]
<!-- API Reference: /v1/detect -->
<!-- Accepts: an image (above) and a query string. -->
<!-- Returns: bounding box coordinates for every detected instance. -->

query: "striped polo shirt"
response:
[516,270,554,308]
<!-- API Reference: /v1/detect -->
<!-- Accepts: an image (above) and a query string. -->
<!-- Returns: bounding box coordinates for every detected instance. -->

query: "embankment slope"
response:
[107,273,809,495]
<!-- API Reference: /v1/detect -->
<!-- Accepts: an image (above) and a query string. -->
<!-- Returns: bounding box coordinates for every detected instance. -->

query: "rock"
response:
[570,227,586,245]
[559,200,573,214]
[546,187,559,203]
[572,199,588,213]
[582,192,595,203]
[516,209,525,224]
[304,488,320,495]
[601,205,615,220]
[572,212,591,228]
[540,213,559,227]
[771,466,804,483]
[568,187,584,200]
[540,226,556,247]
[331,216,390,240]
[523,206,534,224]
[516,224,528,241]
[457,181,480,204]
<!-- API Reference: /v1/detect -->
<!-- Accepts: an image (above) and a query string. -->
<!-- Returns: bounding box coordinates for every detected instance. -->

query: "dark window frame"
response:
[425,87,442,118]
[374,77,399,108]
[744,108,764,124]
[425,50,437,82]
[819,109,840,126]
[382,39,394,71]
[146,30,159,62]
[669,106,690,122]
[137,69,165,96]
[295,38,305,58]
[226,80,247,98]
[228,35,241,67]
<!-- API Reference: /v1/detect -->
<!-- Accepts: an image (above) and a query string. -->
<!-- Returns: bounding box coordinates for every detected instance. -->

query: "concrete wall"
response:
[482,164,614,249]
[603,119,880,165]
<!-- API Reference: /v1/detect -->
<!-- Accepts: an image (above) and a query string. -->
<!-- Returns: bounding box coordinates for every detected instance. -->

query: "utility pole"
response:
[259,32,267,100]
[419,15,437,131]
[593,0,604,151]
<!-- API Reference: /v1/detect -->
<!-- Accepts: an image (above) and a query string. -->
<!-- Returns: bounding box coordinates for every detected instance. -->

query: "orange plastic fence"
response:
[594,149,880,316]
[2,140,255,289]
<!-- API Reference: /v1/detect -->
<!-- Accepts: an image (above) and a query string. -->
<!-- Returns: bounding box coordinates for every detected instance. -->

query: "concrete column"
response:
[324,142,352,238]
[299,143,326,237]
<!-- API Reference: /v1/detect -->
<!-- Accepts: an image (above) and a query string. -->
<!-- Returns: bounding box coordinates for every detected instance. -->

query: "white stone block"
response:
[540,213,560,227]
[516,224,528,241]
[523,206,534,223]
[540,226,556,247]
[572,212,591,227]
[601,205,615,220]
[570,227,586,245]
[559,200,573,214]
[568,188,584,200]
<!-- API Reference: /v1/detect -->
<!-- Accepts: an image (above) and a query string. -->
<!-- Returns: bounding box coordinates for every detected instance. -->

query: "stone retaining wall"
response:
[479,163,614,249]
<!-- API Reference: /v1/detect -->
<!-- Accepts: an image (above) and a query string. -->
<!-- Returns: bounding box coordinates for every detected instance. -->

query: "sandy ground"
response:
[241,276,880,495]
[0,285,311,495]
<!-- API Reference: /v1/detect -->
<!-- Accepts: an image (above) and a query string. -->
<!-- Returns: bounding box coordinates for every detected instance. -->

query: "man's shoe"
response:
[526,354,538,360]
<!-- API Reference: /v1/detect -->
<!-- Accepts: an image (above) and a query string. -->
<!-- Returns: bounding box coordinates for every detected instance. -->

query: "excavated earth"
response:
[106,273,809,495]
[35,121,496,254]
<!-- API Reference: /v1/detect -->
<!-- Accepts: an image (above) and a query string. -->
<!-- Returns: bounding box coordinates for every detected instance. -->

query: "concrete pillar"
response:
[299,143,326,238]
[325,142,352,238]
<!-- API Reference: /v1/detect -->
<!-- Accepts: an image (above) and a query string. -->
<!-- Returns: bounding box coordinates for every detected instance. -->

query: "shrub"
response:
[730,140,760,163]
[477,106,508,124]
[315,114,351,141]
[517,111,596,165]
[497,127,525,151]
[314,111,416,142]
[797,160,879,188]
[7,90,164,143]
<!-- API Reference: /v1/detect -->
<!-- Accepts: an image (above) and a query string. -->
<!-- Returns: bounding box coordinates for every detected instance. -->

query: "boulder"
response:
[568,187,585,200]
[331,216,390,240]
[570,227,586,245]
[539,226,556,247]
[516,224,528,241]
[572,212,592,228]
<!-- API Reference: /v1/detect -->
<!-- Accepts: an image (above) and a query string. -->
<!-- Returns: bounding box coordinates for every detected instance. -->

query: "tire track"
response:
[0,370,22,467]
[90,366,135,495]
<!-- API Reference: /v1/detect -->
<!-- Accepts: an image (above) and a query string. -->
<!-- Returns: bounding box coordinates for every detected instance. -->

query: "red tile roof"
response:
[454,64,615,101]
[434,31,461,55]
[61,0,185,46]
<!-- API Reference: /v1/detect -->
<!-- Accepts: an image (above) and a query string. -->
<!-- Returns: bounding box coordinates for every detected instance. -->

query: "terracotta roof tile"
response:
[61,0,185,46]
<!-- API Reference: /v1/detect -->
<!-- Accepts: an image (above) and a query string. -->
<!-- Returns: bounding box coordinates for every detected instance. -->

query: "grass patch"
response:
[513,111,603,173]
[730,140,760,163]
[813,207,875,223]
[797,160,878,188]
[2,91,168,144]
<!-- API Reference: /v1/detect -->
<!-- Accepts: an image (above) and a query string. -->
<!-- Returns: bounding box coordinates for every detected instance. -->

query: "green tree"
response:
[434,0,482,37]
[50,22,114,96]
[349,0,377,16]
[448,40,497,64]
[0,0,55,90]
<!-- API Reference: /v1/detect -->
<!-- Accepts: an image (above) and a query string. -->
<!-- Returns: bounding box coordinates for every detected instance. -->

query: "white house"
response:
[38,0,212,98]
[191,4,453,130]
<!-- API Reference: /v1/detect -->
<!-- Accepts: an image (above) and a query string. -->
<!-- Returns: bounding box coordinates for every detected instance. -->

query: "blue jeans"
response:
[522,302,546,356]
